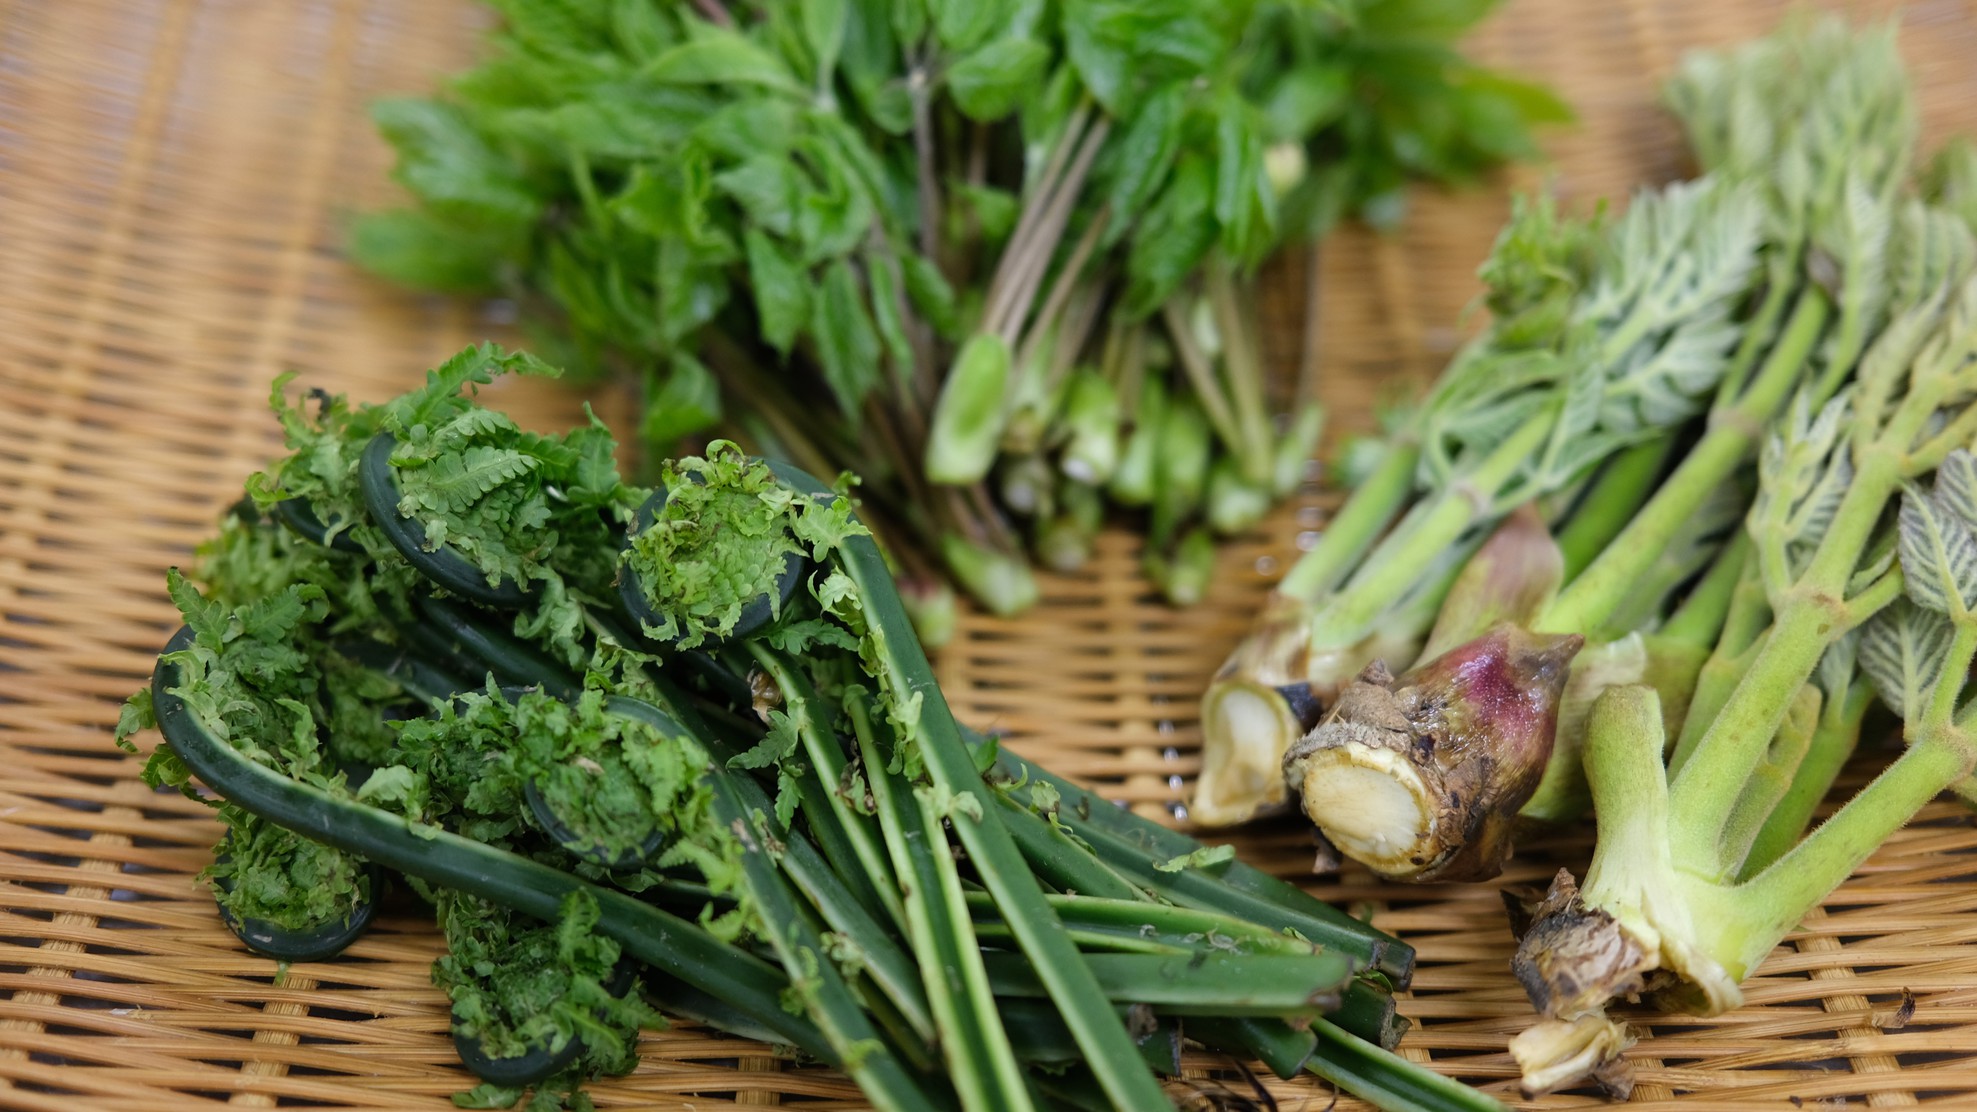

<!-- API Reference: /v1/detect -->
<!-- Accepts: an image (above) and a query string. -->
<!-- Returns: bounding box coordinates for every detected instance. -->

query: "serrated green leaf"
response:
[1122,154,1215,315]
[1934,449,1977,529]
[794,138,876,264]
[615,153,730,252]
[811,259,883,414]
[900,253,958,336]
[948,38,1051,121]
[729,710,803,770]
[1060,0,1224,116]
[717,156,804,238]
[609,0,676,64]
[385,344,557,435]
[1100,83,1185,227]
[1899,484,1977,617]
[1214,102,1275,263]
[1860,597,1955,720]
[928,0,1006,52]
[371,98,540,228]
[691,98,802,161]
[644,32,805,96]
[744,229,810,354]
[643,355,723,448]
[801,0,848,85]
[401,447,539,517]
[165,567,229,649]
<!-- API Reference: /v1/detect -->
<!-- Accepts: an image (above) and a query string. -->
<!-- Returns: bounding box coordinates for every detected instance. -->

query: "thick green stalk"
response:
[853,697,1033,1112]
[1540,289,1830,636]
[1554,437,1677,580]
[987,743,1414,986]
[745,650,905,932]
[1668,555,1773,774]
[1734,730,1974,978]
[1656,532,1752,651]
[1714,683,1821,880]
[977,950,1354,1017]
[784,465,1187,1112]
[1726,265,1796,397]
[1666,602,1843,862]
[1275,438,1423,601]
[705,776,945,1111]
[1576,687,1677,913]
[1928,623,1977,729]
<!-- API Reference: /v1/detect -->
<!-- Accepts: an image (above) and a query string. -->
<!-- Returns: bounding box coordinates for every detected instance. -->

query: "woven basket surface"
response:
[7,0,1977,1107]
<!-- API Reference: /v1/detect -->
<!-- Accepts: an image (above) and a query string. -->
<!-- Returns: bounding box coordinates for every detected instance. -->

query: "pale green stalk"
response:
[850,693,1033,1112]
[1275,437,1422,600]
[747,647,906,933]
[1302,409,1557,650]
[1539,289,1829,636]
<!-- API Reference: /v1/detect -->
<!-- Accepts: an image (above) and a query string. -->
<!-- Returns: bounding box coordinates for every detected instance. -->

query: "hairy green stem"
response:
[1738,680,1873,877]
[1658,532,1752,650]
[1669,447,1903,865]
[1669,559,1773,775]
[1737,729,1974,978]
[1715,683,1821,879]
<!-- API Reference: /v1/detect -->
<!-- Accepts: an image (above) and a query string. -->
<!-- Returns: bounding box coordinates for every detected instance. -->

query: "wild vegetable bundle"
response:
[352,0,1562,625]
[1192,16,1977,1096]
[118,347,1502,1112]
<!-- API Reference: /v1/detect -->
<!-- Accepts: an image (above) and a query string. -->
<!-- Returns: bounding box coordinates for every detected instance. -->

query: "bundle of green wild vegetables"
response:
[116,346,1508,1112]
[352,0,1564,627]
[1194,15,1977,1096]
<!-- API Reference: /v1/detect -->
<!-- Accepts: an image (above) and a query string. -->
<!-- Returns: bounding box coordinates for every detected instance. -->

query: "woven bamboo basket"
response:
[8,0,1977,1107]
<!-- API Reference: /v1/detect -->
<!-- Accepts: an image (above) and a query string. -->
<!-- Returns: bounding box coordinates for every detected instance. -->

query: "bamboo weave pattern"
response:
[4,0,1977,1107]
